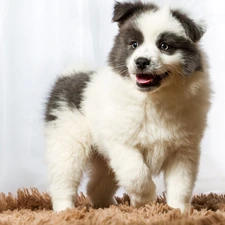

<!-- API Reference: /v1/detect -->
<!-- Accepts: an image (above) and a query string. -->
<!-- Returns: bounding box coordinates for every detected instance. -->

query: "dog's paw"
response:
[52,199,75,212]
[130,191,157,208]
[92,197,118,209]
[167,201,190,213]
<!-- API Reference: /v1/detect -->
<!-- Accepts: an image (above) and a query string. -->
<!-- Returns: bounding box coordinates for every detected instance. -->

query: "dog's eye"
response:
[131,42,138,49]
[160,43,169,51]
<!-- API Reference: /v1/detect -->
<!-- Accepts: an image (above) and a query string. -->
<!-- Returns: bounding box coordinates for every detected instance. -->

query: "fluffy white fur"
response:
[45,7,211,212]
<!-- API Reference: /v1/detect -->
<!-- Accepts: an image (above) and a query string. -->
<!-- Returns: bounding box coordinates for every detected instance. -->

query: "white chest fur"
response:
[103,101,184,174]
[82,68,196,174]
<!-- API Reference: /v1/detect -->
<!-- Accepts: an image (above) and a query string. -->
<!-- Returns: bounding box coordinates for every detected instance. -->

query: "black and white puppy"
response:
[45,1,211,212]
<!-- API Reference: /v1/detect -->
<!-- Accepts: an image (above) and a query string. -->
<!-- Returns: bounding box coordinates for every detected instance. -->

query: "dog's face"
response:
[108,2,205,92]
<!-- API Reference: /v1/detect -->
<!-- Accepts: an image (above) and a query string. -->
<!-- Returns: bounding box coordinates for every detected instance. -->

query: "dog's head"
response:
[108,1,205,92]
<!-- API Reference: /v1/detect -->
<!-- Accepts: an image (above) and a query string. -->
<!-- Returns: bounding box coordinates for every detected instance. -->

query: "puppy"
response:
[45,1,211,212]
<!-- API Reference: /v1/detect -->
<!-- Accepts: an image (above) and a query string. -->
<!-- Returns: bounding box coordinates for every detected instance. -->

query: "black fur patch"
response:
[45,71,92,122]
[156,32,202,75]
[108,25,144,76]
[171,10,205,42]
[112,1,158,27]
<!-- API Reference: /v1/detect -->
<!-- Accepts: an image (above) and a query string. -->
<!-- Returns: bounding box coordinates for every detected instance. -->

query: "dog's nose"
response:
[135,57,150,70]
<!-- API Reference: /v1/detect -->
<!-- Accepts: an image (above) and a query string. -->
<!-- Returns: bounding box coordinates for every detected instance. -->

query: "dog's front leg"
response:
[164,148,200,212]
[108,144,157,207]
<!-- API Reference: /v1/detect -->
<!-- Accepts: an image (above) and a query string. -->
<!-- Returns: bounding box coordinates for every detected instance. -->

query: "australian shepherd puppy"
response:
[45,1,211,212]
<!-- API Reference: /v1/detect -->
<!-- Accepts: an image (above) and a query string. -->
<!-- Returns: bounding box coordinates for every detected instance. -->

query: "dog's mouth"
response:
[136,72,169,91]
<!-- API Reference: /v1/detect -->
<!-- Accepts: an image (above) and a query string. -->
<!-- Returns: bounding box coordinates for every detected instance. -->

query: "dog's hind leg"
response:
[45,108,91,212]
[87,152,118,208]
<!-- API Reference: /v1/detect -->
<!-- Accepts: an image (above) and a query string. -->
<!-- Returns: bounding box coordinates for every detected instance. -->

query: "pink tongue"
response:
[136,74,153,84]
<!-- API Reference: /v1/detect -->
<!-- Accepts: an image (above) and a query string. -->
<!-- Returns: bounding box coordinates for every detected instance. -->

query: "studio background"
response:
[0,0,224,195]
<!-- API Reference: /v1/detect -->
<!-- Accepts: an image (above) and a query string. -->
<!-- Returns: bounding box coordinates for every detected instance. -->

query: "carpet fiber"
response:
[0,189,225,225]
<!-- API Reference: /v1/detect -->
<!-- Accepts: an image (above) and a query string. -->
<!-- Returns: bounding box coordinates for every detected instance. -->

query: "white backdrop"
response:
[0,0,225,195]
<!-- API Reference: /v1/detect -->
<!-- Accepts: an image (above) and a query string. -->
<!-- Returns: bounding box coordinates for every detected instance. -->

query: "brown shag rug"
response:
[0,189,225,225]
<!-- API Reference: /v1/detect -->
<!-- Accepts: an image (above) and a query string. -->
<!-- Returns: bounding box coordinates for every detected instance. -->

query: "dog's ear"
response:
[112,2,157,27]
[112,2,141,25]
[172,10,206,42]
